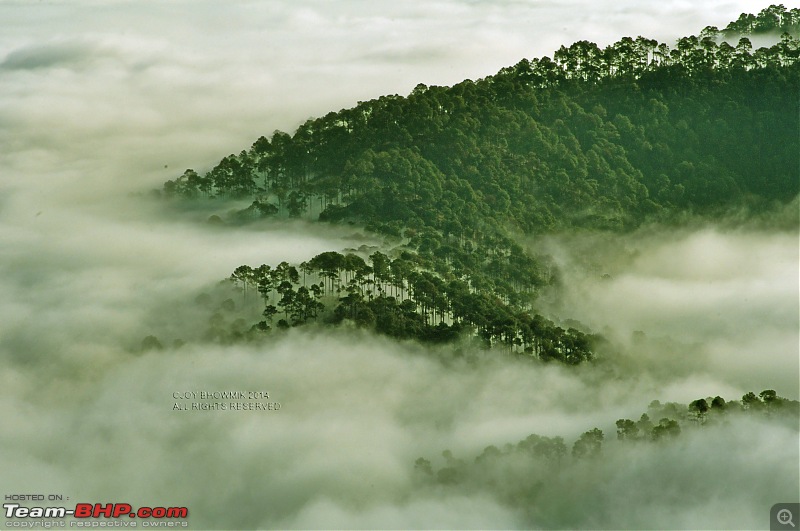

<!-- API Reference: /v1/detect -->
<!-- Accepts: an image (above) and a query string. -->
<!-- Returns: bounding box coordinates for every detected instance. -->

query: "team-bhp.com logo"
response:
[4,502,188,524]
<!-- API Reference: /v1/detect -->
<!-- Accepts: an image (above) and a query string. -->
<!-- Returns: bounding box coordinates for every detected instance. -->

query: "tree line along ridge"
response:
[160,5,800,363]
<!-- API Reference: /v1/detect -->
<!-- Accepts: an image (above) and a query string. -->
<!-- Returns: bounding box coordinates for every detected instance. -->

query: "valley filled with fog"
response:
[2,207,796,528]
[1,1,797,529]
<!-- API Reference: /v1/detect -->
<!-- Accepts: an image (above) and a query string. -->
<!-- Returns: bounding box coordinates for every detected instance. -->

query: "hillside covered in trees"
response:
[161,5,799,362]
[411,389,799,526]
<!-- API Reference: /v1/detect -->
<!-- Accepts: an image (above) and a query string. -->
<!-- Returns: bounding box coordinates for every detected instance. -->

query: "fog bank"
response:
[536,227,799,401]
[1,1,795,529]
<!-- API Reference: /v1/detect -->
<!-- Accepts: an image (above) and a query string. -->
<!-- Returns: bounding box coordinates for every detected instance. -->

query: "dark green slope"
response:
[160,5,800,360]
[165,6,799,234]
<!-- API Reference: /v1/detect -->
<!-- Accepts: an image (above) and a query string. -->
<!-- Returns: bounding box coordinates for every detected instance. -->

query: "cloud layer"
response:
[0,1,795,529]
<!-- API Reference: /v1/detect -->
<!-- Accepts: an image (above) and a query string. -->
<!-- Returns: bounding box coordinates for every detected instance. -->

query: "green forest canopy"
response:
[161,5,800,361]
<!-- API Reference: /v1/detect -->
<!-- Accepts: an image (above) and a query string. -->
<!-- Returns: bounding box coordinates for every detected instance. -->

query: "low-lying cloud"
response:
[3,330,797,529]
[1,1,795,529]
[536,227,799,402]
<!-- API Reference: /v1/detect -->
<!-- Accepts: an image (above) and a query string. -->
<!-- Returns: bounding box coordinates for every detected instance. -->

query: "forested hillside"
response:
[412,389,799,524]
[161,5,799,360]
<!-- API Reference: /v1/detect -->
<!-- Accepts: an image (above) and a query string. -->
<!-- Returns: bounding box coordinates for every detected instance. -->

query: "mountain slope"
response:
[159,5,800,359]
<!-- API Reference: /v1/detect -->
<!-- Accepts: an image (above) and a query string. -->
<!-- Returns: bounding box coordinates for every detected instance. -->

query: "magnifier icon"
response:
[778,508,796,528]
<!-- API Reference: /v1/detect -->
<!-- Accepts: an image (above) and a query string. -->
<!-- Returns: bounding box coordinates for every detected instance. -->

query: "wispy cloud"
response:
[0,1,793,528]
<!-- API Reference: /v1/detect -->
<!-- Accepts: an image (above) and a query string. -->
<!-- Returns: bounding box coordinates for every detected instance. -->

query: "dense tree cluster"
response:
[721,4,800,37]
[164,5,799,232]
[162,6,799,358]
[228,250,594,361]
